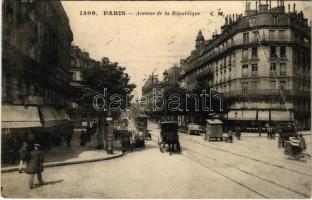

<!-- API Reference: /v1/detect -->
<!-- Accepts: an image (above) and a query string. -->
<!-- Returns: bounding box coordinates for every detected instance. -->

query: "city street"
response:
[1,121,311,198]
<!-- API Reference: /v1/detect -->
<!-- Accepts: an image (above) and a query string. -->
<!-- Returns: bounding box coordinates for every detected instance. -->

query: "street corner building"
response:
[1,0,73,164]
[178,0,311,131]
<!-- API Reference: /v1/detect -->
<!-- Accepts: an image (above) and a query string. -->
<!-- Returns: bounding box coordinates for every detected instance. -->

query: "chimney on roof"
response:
[256,1,258,11]
[288,4,290,13]
[269,0,271,9]
[293,3,296,13]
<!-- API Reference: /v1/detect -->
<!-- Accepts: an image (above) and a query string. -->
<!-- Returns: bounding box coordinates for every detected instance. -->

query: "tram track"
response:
[184,148,310,198]
[148,130,311,199]
[180,136,311,177]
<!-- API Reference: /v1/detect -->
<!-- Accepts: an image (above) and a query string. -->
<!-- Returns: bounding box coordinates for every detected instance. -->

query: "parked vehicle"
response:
[204,119,223,141]
[113,129,134,152]
[187,123,201,135]
[135,114,148,141]
[284,136,304,160]
[278,123,297,147]
[158,121,181,155]
[132,130,145,148]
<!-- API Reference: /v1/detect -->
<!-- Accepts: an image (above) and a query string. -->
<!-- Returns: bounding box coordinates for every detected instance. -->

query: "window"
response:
[279,81,286,90]
[242,82,248,92]
[279,30,285,40]
[280,46,286,58]
[252,47,258,58]
[252,64,258,72]
[243,32,249,44]
[270,46,277,58]
[270,63,277,75]
[252,31,259,42]
[273,16,278,25]
[242,48,248,60]
[242,64,248,76]
[270,80,276,89]
[269,30,275,40]
[251,81,259,90]
[280,63,286,76]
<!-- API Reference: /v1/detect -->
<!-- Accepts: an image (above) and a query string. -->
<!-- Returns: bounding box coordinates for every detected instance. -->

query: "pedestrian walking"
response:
[25,144,44,189]
[227,129,233,143]
[271,126,276,140]
[86,127,91,143]
[80,131,87,146]
[267,126,272,139]
[235,126,241,140]
[66,127,73,147]
[18,142,29,173]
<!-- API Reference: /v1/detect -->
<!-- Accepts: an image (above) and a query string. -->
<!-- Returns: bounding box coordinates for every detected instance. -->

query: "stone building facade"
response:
[179,1,311,130]
[2,0,73,163]
[70,46,101,127]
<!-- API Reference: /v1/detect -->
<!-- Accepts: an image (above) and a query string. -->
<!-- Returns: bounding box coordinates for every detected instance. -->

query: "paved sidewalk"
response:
[1,131,123,173]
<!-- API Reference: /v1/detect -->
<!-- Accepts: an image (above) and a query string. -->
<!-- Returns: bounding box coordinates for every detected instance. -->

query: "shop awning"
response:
[2,105,42,128]
[227,110,257,121]
[227,111,240,120]
[271,111,293,121]
[40,107,70,127]
[241,110,257,121]
[40,107,58,128]
[257,111,269,121]
[52,109,70,120]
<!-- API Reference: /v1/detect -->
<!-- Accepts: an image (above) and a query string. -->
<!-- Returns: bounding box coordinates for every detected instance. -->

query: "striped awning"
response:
[228,110,257,121]
[271,111,293,121]
[1,105,42,128]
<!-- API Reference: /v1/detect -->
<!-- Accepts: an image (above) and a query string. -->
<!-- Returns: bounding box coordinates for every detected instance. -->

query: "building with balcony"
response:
[178,0,311,130]
[2,0,73,163]
[70,46,101,127]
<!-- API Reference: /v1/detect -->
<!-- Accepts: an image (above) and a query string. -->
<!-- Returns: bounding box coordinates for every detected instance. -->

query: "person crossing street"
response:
[25,144,44,189]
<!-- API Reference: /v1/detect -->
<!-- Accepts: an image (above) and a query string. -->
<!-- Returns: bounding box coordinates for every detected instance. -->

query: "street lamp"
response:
[106,110,113,154]
[163,70,169,121]
[234,111,238,131]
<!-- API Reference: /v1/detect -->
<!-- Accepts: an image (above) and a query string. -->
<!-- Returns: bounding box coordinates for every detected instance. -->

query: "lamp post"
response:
[106,110,113,154]
[234,111,238,131]
[163,70,169,121]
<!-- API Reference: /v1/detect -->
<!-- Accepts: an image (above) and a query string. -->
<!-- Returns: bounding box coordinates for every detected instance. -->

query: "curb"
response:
[1,151,124,173]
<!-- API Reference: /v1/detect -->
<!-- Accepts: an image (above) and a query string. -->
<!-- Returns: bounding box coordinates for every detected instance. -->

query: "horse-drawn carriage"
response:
[278,123,297,147]
[135,114,151,141]
[158,121,181,155]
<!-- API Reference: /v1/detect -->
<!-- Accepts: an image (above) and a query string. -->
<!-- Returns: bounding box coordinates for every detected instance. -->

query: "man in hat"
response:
[18,142,29,173]
[25,144,44,189]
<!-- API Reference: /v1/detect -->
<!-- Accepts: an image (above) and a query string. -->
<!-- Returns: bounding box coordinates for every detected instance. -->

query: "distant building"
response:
[141,74,163,118]
[70,46,101,128]
[179,0,311,130]
[2,0,73,162]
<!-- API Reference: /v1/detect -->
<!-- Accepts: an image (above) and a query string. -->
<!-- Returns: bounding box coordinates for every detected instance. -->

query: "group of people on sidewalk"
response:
[226,126,241,143]
[266,126,276,140]
[18,142,45,189]
[80,125,97,146]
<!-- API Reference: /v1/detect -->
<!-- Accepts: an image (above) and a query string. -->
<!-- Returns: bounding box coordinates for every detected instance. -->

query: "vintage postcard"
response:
[1,0,311,198]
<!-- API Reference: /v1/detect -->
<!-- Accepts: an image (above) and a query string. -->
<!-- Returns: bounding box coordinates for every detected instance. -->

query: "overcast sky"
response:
[61,1,311,98]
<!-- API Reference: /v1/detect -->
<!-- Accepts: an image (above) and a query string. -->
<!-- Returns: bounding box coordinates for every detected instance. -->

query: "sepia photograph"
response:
[1,0,312,198]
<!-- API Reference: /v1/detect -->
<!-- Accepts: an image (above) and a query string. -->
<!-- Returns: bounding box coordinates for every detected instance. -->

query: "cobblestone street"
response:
[1,122,311,198]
